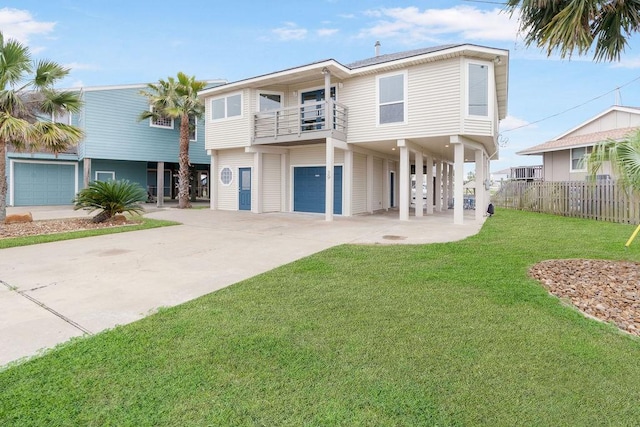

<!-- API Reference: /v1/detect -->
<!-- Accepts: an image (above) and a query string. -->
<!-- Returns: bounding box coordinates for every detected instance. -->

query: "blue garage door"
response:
[13,162,76,206]
[293,166,342,214]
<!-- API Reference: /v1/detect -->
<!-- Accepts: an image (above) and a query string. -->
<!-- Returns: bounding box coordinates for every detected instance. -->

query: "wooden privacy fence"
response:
[491,180,640,224]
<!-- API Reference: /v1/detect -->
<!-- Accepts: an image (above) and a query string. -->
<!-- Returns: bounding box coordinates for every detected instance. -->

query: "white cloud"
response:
[0,7,55,45]
[500,115,532,132]
[359,6,519,43]
[611,56,640,69]
[317,28,339,37]
[63,62,99,71]
[272,22,308,41]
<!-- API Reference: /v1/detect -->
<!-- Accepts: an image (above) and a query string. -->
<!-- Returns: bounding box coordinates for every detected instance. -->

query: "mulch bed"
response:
[0,218,139,239]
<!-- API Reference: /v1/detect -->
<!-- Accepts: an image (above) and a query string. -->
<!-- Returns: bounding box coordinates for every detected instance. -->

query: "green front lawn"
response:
[1,210,640,426]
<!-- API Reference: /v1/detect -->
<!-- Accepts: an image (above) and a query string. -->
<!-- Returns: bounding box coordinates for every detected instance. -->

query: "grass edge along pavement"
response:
[0,218,180,249]
[2,209,640,426]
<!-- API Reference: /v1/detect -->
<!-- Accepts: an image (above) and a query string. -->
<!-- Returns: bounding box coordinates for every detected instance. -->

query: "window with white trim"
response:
[219,167,233,185]
[377,72,406,125]
[258,92,283,112]
[95,171,115,181]
[52,111,72,125]
[468,63,489,117]
[571,146,592,171]
[189,115,197,141]
[149,106,174,129]
[211,93,242,121]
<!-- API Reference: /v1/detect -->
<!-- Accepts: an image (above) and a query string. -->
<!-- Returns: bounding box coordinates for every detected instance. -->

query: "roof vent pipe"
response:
[375,41,381,57]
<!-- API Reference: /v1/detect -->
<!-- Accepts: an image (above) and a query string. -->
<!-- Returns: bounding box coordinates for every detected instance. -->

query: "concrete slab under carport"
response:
[1,206,483,367]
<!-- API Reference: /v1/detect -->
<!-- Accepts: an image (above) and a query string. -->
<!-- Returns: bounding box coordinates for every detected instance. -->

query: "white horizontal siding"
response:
[289,144,344,166]
[215,149,253,211]
[262,153,281,212]
[352,153,367,214]
[463,118,492,135]
[205,89,252,150]
[342,59,462,144]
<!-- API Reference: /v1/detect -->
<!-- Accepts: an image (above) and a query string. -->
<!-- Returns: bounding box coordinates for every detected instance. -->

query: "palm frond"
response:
[0,36,32,89]
[33,60,70,88]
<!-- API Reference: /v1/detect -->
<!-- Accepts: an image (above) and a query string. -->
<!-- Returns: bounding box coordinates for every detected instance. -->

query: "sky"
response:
[3,0,640,173]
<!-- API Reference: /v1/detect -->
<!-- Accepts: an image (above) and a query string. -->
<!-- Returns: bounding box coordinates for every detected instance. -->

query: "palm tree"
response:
[0,32,83,221]
[587,129,640,246]
[139,72,206,209]
[505,0,640,62]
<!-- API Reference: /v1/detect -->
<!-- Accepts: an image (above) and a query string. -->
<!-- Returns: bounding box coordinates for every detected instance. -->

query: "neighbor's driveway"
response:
[0,208,482,366]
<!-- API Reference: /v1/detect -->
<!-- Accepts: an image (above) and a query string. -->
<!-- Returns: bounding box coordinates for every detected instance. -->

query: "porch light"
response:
[322,67,329,74]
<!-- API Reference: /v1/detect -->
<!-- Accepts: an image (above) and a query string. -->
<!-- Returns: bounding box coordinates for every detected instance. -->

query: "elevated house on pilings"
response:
[200,43,509,224]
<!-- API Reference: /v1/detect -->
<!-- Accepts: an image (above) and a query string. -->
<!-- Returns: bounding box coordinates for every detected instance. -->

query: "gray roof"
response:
[346,44,464,69]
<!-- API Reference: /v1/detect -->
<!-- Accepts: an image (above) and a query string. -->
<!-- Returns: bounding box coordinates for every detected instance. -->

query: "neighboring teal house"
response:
[6,80,225,206]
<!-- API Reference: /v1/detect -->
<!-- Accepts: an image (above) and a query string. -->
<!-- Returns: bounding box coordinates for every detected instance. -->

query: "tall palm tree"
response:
[139,72,206,209]
[505,0,640,62]
[587,129,640,246]
[0,32,83,221]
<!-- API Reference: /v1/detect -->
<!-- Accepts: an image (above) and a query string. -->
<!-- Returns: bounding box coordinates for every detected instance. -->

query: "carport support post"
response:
[475,149,485,222]
[442,163,449,211]
[453,139,464,225]
[343,149,353,216]
[253,151,263,214]
[83,158,91,189]
[426,156,434,215]
[414,153,423,217]
[435,161,443,212]
[156,161,164,208]
[325,137,334,221]
[398,140,410,221]
[209,150,218,210]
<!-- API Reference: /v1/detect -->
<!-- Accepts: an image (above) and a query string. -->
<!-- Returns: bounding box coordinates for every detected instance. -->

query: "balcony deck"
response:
[253,100,347,146]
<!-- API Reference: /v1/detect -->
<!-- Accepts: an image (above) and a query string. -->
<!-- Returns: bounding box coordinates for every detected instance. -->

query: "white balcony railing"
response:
[254,101,348,140]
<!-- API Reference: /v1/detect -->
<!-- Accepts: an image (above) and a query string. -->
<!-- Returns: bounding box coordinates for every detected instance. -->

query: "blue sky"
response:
[3,0,640,172]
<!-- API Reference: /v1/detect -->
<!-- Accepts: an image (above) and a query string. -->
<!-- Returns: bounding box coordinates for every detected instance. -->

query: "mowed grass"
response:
[2,209,640,426]
[0,218,180,249]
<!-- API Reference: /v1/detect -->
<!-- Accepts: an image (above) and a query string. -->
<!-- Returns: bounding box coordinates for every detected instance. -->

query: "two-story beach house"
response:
[200,44,508,223]
[6,80,225,207]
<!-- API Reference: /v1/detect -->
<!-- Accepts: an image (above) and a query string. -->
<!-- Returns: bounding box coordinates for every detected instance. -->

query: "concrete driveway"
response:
[1,207,484,367]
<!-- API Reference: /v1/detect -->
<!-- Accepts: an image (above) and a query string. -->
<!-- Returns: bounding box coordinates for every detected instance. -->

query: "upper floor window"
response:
[258,92,283,112]
[189,115,197,141]
[468,63,488,117]
[149,106,174,129]
[52,111,72,125]
[211,93,242,121]
[377,72,407,125]
[571,146,592,171]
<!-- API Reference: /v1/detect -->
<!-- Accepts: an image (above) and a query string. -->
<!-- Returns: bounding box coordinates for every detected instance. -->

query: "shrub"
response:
[73,180,147,223]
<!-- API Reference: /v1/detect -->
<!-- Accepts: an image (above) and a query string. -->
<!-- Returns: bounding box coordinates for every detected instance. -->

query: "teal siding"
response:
[89,159,148,189]
[81,84,221,164]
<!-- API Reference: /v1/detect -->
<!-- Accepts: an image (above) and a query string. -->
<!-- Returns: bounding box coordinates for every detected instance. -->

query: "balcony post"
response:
[323,67,332,131]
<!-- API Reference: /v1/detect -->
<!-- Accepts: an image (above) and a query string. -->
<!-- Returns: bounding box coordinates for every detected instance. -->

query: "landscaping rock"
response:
[530,259,640,336]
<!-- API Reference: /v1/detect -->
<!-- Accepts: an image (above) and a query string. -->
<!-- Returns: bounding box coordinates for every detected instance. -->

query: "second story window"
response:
[468,63,489,117]
[149,106,174,129]
[377,72,406,125]
[189,116,197,141]
[52,111,72,125]
[211,93,242,121]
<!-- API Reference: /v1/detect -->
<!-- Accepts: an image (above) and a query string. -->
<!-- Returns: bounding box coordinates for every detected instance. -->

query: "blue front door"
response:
[239,167,251,211]
[293,166,342,214]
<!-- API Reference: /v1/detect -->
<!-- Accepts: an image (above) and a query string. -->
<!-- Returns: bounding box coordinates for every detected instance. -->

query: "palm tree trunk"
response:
[0,139,7,221]
[178,114,191,209]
